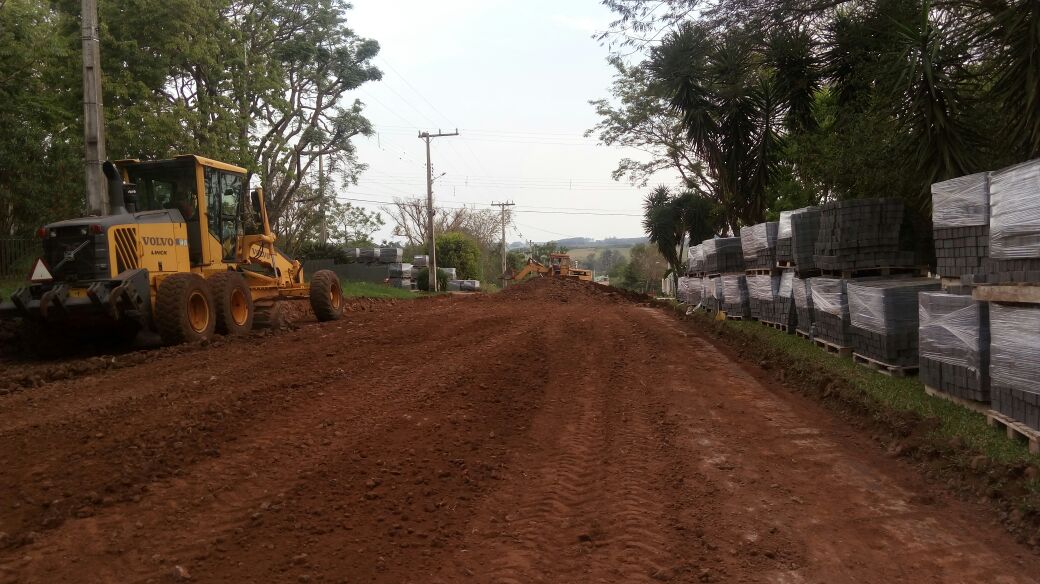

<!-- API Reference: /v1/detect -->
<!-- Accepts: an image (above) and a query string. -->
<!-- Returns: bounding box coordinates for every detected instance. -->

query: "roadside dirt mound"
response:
[500,276,651,304]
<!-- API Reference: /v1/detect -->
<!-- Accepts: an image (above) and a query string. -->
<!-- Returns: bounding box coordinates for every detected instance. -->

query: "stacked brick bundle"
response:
[703,237,745,274]
[977,160,1040,283]
[810,277,852,346]
[777,208,817,266]
[769,271,797,328]
[793,277,814,333]
[931,172,989,279]
[814,199,914,271]
[387,263,415,290]
[790,208,822,271]
[990,304,1040,430]
[740,222,779,269]
[687,244,705,276]
[721,274,750,318]
[678,276,702,304]
[705,276,722,312]
[747,274,776,320]
[847,279,941,368]
[919,292,990,402]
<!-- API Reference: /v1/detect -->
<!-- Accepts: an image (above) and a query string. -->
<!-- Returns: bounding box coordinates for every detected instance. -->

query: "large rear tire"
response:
[209,272,254,335]
[156,273,216,345]
[309,270,345,322]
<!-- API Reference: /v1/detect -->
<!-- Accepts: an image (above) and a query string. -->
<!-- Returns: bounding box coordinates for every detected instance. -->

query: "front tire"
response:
[156,273,216,345]
[209,272,254,335]
[309,270,345,321]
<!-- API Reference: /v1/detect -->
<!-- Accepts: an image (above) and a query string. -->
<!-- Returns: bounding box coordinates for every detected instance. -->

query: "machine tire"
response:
[254,301,290,331]
[155,273,216,345]
[209,272,254,335]
[309,270,345,322]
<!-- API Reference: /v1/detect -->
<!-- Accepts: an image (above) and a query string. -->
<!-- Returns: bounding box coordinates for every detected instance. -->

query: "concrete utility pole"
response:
[82,0,108,215]
[492,201,515,287]
[419,129,459,292]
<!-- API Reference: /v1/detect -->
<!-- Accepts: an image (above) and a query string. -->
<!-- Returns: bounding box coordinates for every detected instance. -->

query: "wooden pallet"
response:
[726,314,745,321]
[986,410,1040,455]
[745,268,779,276]
[940,277,969,290]
[973,283,1040,305]
[760,320,792,333]
[853,352,918,378]
[777,260,796,269]
[819,265,927,279]
[795,329,811,340]
[813,337,853,357]
[924,385,989,414]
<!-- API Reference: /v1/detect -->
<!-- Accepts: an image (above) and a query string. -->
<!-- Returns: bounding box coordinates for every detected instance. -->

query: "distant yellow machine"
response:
[0,155,345,346]
[506,253,593,283]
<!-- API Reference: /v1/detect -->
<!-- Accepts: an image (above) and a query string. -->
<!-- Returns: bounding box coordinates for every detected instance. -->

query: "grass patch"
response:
[0,278,23,301]
[340,280,418,300]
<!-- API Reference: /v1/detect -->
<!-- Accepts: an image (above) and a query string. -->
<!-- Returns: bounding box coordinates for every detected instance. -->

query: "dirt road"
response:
[0,279,1035,583]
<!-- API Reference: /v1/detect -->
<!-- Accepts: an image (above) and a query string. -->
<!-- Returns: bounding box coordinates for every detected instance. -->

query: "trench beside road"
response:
[0,279,1036,583]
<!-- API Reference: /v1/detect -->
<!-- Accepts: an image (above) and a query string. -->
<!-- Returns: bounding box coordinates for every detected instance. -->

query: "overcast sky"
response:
[345,0,666,244]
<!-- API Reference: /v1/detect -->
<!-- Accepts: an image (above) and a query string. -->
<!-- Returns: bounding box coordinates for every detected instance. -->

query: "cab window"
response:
[204,168,244,261]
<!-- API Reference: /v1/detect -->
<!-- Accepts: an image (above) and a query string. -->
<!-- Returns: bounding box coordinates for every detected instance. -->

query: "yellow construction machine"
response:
[506,253,593,283]
[0,155,345,346]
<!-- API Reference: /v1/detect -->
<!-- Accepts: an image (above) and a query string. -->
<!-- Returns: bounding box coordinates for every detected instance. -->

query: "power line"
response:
[338,194,642,217]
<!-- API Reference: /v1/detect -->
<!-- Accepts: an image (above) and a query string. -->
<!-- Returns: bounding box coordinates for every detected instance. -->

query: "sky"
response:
[343,0,667,244]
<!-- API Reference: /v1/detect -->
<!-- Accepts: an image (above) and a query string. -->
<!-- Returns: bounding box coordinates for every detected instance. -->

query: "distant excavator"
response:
[505,253,593,283]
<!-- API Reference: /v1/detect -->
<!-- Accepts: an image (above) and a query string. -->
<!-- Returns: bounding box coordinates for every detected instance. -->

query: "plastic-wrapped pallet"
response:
[790,208,822,271]
[440,267,458,280]
[703,237,745,274]
[677,277,691,303]
[932,172,989,279]
[412,255,429,268]
[793,277,814,334]
[777,208,815,265]
[378,247,404,264]
[847,278,941,367]
[747,274,776,321]
[989,304,1040,430]
[740,222,779,269]
[446,280,462,291]
[343,248,361,261]
[814,199,914,271]
[388,263,412,278]
[459,280,481,292]
[705,276,720,312]
[387,277,413,290]
[919,292,989,402]
[773,270,797,328]
[721,274,749,318]
[688,277,702,304]
[359,248,378,263]
[810,277,851,346]
[980,159,1040,284]
[687,244,705,275]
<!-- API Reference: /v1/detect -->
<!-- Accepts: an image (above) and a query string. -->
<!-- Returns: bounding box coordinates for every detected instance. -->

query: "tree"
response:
[526,241,569,263]
[436,232,483,280]
[621,243,667,293]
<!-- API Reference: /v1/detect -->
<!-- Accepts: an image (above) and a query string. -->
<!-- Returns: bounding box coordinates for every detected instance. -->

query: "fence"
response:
[0,239,39,278]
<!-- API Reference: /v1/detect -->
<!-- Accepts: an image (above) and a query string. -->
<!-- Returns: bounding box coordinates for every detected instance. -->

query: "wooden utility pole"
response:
[492,201,515,287]
[82,0,108,215]
[418,129,458,292]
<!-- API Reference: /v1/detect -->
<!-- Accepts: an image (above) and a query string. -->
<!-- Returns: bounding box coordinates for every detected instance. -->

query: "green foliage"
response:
[339,280,416,300]
[436,232,482,280]
[525,241,569,264]
[414,268,449,292]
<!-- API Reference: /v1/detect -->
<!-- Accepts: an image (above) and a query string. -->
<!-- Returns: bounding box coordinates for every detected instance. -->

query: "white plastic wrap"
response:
[778,207,812,239]
[809,277,847,317]
[687,244,705,273]
[709,276,723,301]
[990,159,1040,259]
[740,222,779,258]
[778,271,795,299]
[793,277,812,309]
[412,255,429,267]
[388,263,413,278]
[747,275,772,301]
[847,279,940,334]
[989,304,1040,395]
[918,292,982,370]
[931,172,989,228]
[722,274,747,303]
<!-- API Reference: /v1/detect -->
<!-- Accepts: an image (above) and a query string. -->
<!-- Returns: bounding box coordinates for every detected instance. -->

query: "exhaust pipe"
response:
[102,161,127,215]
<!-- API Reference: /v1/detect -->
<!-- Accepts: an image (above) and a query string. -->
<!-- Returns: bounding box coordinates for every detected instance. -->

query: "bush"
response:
[436,232,482,280]
[415,268,449,292]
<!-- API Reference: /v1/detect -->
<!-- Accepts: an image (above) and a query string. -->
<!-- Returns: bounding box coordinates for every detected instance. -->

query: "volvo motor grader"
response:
[505,253,593,283]
[0,155,346,345]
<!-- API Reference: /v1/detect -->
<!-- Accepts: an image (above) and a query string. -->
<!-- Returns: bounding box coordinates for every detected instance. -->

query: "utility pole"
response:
[82,0,108,215]
[491,201,515,287]
[318,153,328,246]
[419,129,458,292]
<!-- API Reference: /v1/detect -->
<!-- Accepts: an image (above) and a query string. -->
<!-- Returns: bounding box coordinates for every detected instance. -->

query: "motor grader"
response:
[505,253,593,283]
[0,155,345,346]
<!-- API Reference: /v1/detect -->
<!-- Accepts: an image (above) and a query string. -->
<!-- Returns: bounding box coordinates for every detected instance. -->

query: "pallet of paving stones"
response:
[813,336,852,357]
[687,243,706,276]
[703,237,745,275]
[985,159,1040,284]
[986,406,1040,455]
[847,278,940,369]
[740,222,779,270]
[809,277,853,348]
[814,199,911,272]
[792,277,814,334]
[818,265,927,279]
[776,207,817,266]
[789,207,822,272]
[919,291,990,403]
[988,302,1040,434]
[924,386,989,414]
[932,171,990,279]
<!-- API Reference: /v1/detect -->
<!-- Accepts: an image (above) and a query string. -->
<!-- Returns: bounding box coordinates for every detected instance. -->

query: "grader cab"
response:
[0,155,345,346]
